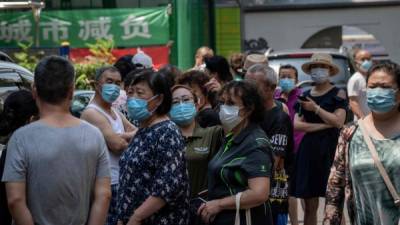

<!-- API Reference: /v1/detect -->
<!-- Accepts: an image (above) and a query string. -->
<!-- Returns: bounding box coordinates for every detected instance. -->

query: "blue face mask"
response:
[126,95,158,121]
[360,60,373,72]
[169,102,197,126]
[367,87,398,113]
[101,83,120,103]
[279,78,295,92]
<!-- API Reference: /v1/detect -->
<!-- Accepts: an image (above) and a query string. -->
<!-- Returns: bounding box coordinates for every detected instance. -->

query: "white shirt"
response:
[347,71,370,120]
[86,104,125,185]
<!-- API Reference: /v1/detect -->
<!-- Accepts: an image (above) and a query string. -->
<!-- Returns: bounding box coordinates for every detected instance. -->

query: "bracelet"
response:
[315,105,321,115]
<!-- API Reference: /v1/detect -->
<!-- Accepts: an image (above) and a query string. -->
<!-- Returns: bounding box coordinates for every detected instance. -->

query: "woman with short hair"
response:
[117,71,190,225]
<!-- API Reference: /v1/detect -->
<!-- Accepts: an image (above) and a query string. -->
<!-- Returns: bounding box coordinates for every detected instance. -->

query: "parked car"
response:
[0,60,34,113]
[71,90,94,118]
[267,48,355,91]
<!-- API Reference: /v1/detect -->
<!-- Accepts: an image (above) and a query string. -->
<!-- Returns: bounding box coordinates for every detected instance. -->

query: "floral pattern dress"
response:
[117,120,190,225]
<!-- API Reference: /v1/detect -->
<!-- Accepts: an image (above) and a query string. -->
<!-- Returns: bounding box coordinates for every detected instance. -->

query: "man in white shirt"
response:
[347,49,373,120]
[81,66,137,225]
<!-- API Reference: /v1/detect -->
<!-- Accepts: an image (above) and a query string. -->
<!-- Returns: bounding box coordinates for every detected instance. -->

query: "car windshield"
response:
[268,56,352,89]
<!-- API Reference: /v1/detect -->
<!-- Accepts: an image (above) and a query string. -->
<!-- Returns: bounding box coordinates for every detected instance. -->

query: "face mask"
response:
[219,105,243,131]
[101,83,120,103]
[367,87,398,113]
[310,68,330,84]
[360,60,373,72]
[279,78,295,92]
[127,95,158,122]
[169,102,197,126]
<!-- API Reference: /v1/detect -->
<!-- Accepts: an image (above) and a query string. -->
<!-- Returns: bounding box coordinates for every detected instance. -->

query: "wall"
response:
[244,5,400,63]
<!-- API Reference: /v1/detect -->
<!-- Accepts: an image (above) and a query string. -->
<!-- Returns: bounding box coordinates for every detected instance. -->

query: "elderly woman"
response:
[198,80,274,225]
[116,71,190,225]
[290,53,348,225]
[324,62,400,225]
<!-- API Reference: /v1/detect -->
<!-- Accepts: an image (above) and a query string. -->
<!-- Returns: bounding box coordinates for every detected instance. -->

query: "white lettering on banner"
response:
[41,18,71,42]
[78,17,113,41]
[0,19,32,43]
[120,15,151,40]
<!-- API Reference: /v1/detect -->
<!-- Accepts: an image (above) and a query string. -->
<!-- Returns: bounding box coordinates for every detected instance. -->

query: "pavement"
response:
[290,198,350,225]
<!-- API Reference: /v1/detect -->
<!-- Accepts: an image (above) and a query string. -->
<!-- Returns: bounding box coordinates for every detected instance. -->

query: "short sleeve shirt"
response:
[2,121,110,225]
[208,124,273,200]
[260,101,294,159]
[185,124,223,197]
[347,72,370,119]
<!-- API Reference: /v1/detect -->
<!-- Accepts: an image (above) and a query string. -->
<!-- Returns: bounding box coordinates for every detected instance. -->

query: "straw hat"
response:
[301,53,339,76]
[243,54,268,71]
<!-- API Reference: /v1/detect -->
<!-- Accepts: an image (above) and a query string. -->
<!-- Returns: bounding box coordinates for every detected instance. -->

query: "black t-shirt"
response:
[196,108,221,128]
[207,124,274,225]
[260,101,294,215]
[260,101,294,163]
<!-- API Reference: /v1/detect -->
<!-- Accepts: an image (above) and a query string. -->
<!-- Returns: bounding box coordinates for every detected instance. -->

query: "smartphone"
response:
[298,95,309,101]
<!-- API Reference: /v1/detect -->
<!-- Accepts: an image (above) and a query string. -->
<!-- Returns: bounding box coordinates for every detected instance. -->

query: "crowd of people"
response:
[0,46,399,225]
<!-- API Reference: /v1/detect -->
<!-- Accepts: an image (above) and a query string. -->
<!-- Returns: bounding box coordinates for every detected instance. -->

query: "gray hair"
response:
[246,64,278,86]
[95,65,120,81]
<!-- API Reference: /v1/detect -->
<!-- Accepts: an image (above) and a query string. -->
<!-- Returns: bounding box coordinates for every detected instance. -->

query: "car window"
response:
[71,93,94,118]
[268,56,351,90]
[0,71,32,112]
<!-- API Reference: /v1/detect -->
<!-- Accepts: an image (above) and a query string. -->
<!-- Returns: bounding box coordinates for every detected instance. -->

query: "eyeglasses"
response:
[172,95,194,105]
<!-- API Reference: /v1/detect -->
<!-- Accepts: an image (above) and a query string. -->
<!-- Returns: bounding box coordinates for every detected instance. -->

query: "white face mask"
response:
[310,68,330,84]
[219,105,243,131]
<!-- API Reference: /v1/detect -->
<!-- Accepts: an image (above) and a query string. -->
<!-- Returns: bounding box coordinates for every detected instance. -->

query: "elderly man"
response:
[245,64,294,225]
[81,66,137,225]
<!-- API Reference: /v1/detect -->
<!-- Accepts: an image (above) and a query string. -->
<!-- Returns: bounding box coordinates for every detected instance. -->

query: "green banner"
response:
[0,7,169,48]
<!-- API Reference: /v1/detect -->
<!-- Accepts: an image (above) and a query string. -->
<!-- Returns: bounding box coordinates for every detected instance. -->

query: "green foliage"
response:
[74,39,115,90]
[13,39,116,90]
[13,42,39,72]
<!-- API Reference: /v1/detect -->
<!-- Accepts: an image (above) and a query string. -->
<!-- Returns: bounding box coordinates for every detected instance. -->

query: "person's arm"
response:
[198,177,270,223]
[348,96,364,119]
[294,113,332,133]
[302,90,347,128]
[298,90,347,129]
[81,109,128,154]
[323,127,354,225]
[87,178,111,225]
[123,130,187,225]
[5,182,34,225]
[118,111,138,142]
[125,196,166,225]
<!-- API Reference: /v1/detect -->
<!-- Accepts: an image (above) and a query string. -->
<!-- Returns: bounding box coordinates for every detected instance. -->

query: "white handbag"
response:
[234,192,252,225]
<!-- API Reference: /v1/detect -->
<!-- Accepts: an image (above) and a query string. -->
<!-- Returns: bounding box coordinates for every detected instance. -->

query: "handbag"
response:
[358,119,400,224]
[234,192,252,225]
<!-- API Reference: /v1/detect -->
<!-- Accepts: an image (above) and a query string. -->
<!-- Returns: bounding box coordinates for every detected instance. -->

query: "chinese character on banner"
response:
[41,18,71,43]
[120,15,152,40]
[78,17,113,41]
[0,19,32,43]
